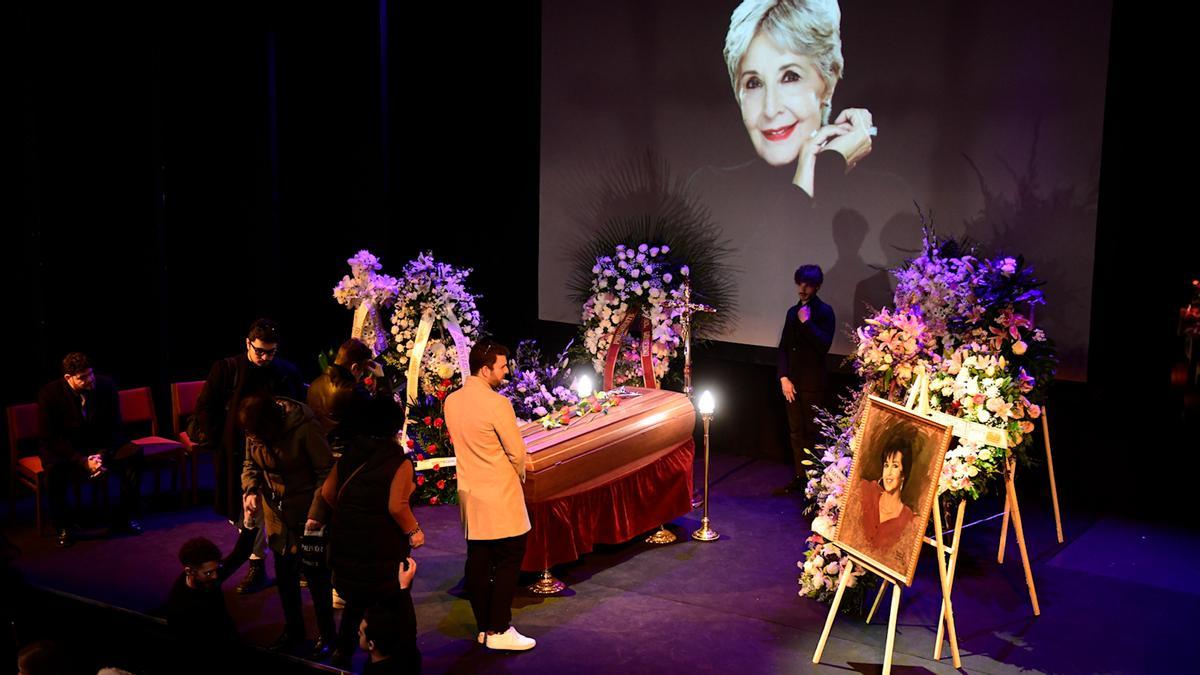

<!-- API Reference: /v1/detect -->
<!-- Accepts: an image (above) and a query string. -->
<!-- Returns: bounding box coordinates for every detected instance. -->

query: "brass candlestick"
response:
[528,568,566,595]
[645,524,677,544]
[692,391,719,542]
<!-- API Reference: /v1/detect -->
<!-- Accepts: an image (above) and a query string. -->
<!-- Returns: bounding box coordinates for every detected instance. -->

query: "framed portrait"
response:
[833,396,954,586]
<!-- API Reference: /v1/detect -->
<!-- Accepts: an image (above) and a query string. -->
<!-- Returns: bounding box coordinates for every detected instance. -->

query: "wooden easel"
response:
[812,371,963,673]
[812,505,963,673]
[992,405,1065,616]
[998,405,1063,558]
[864,498,967,662]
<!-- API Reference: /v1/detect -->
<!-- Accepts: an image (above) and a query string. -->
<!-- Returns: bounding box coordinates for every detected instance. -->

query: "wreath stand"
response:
[812,374,963,673]
[998,405,1063,572]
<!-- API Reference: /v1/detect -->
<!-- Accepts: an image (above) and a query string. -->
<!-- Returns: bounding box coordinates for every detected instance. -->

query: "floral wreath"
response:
[580,243,687,388]
[383,252,482,397]
[332,250,401,356]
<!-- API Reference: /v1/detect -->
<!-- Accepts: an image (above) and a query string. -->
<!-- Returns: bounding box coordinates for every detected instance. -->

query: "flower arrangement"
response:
[332,250,402,355]
[797,224,1057,607]
[853,307,935,398]
[497,340,579,422]
[892,239,980,337]
[579,243,687,386]
[798,396,869,603]
[536,390,623,430]
[384,252,482,392]
[406,383,458,506]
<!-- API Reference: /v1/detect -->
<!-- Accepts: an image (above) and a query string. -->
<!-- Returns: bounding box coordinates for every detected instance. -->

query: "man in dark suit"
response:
[195,318,304,593]
[37,352,144,546]
[777,264,836,494]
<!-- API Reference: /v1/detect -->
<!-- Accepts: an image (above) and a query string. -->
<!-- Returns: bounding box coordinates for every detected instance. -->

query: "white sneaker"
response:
[332,589,346,609]
[485,626,536,651]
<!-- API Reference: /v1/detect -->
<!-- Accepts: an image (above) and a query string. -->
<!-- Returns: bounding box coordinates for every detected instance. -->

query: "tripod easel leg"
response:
[998,459,1015,564]
[812,559,853,664]
[1042,406,1064,543]
[866,578,889,624]
[1005,455,1041,616]
[882,582,902,675]
[931,501,962,668]
[934,500,966,660]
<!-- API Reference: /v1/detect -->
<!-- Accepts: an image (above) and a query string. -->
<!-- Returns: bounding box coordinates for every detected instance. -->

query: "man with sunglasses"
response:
[195,318,303,594]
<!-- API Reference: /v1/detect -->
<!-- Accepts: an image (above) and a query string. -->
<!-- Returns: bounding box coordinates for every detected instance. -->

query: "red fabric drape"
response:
[522,439,695,571]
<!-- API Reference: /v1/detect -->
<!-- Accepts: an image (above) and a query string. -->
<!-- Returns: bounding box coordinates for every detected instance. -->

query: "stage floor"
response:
[5,451,1195,674]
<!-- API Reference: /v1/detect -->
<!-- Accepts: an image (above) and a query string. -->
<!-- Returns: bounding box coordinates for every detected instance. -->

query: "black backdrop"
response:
[8,2,541,407]
[4,1,1194,503]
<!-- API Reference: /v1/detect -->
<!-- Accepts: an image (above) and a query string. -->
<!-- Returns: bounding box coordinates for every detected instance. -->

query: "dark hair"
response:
[179,537,222,567]
[61,352,91,376]
[469,338,509,374]
[362,603,406,656]
[794,264,824,286]
[237,396,285,441]
[334,338,373,368]
[247,318,280,343]
[872,424,916,481]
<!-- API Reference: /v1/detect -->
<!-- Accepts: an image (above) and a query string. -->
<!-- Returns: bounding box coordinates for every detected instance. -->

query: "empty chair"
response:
[119,386,185,505]
[8,403,45,532]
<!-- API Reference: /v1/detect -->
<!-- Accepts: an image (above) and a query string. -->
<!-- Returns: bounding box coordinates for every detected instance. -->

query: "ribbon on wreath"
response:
[602,311,658,391]
[399,306,474,443]
[350,300,386,356]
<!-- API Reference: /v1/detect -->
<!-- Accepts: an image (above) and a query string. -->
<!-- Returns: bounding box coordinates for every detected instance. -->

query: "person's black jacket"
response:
[165,527,259,673]
[776,295,836,392]
[165,526,259,644]
[37,376,127,469]
[195,355,303,519]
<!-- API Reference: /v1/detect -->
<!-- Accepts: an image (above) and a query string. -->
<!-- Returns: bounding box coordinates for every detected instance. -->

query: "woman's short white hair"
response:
[723,0,844,100]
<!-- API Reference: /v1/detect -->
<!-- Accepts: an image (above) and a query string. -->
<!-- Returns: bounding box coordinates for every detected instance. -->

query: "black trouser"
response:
[785,389,825,476]
[46,446,143,530]
[335,588,370,657]
[275,552,335,639]
[465,533,527,633]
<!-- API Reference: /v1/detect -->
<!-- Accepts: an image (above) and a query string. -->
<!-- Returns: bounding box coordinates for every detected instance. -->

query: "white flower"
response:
[661,245,670,253]
[662,273,673,284]
[638,243,648,253]
[680,265,690,276]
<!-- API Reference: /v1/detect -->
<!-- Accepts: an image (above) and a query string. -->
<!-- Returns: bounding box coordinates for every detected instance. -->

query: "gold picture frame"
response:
[833,395,954,586]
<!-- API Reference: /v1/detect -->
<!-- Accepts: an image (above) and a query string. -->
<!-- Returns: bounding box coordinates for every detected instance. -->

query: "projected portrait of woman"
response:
[723,0,874,197]
[835,397,952,585]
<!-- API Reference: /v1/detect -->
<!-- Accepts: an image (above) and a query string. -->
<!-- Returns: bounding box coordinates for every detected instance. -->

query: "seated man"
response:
[37,352,143,546]
[358,558,421,674]
[165,512,260,670]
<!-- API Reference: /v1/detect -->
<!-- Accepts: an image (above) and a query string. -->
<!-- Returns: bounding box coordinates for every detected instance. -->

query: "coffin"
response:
[519,387,696,502]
